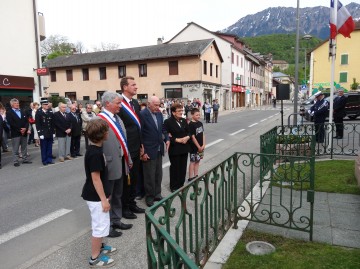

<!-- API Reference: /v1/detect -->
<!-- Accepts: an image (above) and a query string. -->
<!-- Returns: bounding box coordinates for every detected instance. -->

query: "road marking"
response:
[248,123,258,127]
[230,129,245,136]
[0,208,72,245]
[162,139,224,168]
[260,119,266,122]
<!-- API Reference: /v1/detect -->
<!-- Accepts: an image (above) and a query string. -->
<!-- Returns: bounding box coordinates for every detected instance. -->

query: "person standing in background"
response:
[69,104,83,157]
[333,89,347,139]
[82,104,97,150]
[36,99,55,166]
[212,99,220,123]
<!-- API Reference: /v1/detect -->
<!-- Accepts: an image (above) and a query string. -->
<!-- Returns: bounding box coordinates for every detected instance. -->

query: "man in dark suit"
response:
[118,76,145,218]
[69,104,83,157]
[53,102,73,162]
[333,89,347,139]
[6,98,32,166]
[140,96,170,206]
[35,99,55,165]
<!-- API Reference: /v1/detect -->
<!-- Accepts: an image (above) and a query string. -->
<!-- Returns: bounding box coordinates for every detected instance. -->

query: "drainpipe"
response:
[32,0,42,98]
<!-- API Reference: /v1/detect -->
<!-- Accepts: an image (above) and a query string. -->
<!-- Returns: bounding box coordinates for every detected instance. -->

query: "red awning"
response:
[232,85,245,92]
[0,74,34,90]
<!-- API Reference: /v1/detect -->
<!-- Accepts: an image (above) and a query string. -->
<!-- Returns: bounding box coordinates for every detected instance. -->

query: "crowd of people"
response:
[0,76,212,267]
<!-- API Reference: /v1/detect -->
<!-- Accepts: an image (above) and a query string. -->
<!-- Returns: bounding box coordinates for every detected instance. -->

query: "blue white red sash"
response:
[98,112,130,172]
[121,99,141,129]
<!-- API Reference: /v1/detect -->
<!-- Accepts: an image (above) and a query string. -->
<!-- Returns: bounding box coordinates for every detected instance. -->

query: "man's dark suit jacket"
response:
[140,108,169,159]
[118,97,141,157]
[53,111,72,137]
[69,112,82,137]
[164,116,191,156]
[333,95,347,118]
[6,108,29,138]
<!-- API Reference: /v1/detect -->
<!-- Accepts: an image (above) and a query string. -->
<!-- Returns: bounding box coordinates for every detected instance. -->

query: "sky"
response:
[37,0,358,51]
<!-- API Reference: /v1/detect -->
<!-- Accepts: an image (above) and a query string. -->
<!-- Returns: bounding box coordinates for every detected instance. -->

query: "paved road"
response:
[0,104,291,269]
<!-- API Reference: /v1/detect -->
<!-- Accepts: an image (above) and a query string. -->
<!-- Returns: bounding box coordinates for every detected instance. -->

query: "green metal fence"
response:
[146,151,315,268]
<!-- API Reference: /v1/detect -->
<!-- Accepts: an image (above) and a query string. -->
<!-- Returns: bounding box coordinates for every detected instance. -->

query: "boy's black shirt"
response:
[188,120,204,153]
[81,145,110,201]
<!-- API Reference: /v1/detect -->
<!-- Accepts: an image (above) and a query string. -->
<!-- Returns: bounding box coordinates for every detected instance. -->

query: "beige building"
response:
[44,39,222,103]
[309,23,360,93]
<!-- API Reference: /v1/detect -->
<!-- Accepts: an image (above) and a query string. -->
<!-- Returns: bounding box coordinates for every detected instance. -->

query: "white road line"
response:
[230,129,245,136]
[260,119,266,122]
[0,208,72,245]
[248,123,258,127]
[162,139,224,168]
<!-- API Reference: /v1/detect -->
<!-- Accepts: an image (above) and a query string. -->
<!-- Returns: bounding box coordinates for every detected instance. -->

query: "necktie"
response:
[129,100,134,110]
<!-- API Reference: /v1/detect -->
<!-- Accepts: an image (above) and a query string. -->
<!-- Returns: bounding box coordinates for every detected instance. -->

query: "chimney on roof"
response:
[157,37,163,45]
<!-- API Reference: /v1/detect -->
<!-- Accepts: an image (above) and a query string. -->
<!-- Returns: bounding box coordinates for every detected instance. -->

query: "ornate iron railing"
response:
[146,152,315,268]
[261,123,360,158]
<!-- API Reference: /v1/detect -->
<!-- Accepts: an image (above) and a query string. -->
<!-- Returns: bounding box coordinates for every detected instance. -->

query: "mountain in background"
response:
[222,2,360,40]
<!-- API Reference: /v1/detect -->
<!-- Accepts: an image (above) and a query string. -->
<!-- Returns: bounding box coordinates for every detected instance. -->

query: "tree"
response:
[41,35,74,60]
[92,42,120,52]
[74,41,87,54]
[350,78,359,91]
[49,96,65,108]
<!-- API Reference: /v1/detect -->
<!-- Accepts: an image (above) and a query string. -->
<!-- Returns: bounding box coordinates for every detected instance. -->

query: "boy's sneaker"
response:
[89,253,115,268]
[100,243,117,255]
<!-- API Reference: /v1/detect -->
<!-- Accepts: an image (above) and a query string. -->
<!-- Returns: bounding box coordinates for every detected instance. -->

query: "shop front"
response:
[0,74,34,108]
[231,85,245,108]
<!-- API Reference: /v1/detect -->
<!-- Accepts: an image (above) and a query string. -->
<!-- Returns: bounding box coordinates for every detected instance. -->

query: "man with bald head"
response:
[139,96,170,206]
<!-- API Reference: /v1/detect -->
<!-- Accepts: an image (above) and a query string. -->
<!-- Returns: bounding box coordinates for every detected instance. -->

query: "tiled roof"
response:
[45,39,216,68]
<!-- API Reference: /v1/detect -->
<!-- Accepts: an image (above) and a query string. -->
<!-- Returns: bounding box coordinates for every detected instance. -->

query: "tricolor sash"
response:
[98,112,130,172]
[121,99,141,129]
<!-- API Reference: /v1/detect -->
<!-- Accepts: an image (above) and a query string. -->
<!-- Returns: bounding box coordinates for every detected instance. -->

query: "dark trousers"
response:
[143,152,163,203]
[334,116,344,138]
[108,177,123,224]
[122,155,139,211]
[136,162,145,197]
[169,153,188,191]
[212,111,218,123]
[205,113,210,123]
[315,123,325,143]
[70,135,81,156]
[84,132,89,150]
[28,128,35,144]
[40,138,53,164]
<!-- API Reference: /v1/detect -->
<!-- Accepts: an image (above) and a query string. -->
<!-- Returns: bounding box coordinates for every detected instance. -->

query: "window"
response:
[82,68,89,81]
[66,70,73,81]
[83,96,90,100]
[169,61,178,75]
[341,54,348,65]
[210,63,213,76]
[65,92,76,101]
[203,60,207,75]
[164,88,182,98]
[99,67,107,80]
[236,55,239,66]
[241,58,243,68]
[139,64,147,77]
[231,52,234,64]
[97,91,105,100]
[216,65,219,78]
[339,72,348,83]
[232,72,234,83]
[118,65,126,78]
[50,70,56,82]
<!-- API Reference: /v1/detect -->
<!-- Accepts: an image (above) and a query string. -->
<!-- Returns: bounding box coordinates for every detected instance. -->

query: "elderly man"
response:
[81,103,97,149]
[6,98,32,166]
[97,92,133,237]
[309,91,329,143]
[54,102,73,162]
[333,89,347,139]
[69,104,82,157]
[140,96,170,207]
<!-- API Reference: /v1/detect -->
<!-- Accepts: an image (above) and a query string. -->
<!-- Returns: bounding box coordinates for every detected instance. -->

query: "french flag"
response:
[330,0,355,39]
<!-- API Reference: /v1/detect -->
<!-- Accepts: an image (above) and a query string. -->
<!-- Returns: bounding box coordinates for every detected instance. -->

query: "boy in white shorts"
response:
[81,118,116,268]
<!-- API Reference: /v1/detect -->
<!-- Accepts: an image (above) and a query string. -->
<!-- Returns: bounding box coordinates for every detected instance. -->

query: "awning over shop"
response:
[232,85,245,92]
[0,90,33,96]
[0,74,34,90]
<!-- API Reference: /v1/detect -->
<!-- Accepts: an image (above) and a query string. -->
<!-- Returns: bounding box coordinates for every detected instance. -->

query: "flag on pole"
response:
[330,0,355,39]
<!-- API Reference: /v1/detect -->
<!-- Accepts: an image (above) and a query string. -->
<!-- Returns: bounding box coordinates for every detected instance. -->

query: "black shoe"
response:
[123,210,137,219]
[52,155,56,159]
[48,161,55,165]
[3,149,9,152]
[146,200,154,207]
[71,155,77,158]
[113,221,133,230]
[22,160,32,164]
[14,162,20,167]
[43,162,48,166]
[107,228,122,238]
[154,196,163,202]
[129,205,145,214]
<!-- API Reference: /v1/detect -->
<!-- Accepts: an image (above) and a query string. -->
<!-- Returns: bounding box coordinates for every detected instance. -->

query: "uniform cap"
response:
[40,98,49,104]
[314,91,323,98]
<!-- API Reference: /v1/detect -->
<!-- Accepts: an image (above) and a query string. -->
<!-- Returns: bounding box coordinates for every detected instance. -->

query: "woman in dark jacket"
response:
[164,103,191,192]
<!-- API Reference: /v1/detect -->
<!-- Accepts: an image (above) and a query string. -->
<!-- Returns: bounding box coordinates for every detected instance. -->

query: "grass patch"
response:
[223,229,360,269]
[275,160,360,195]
